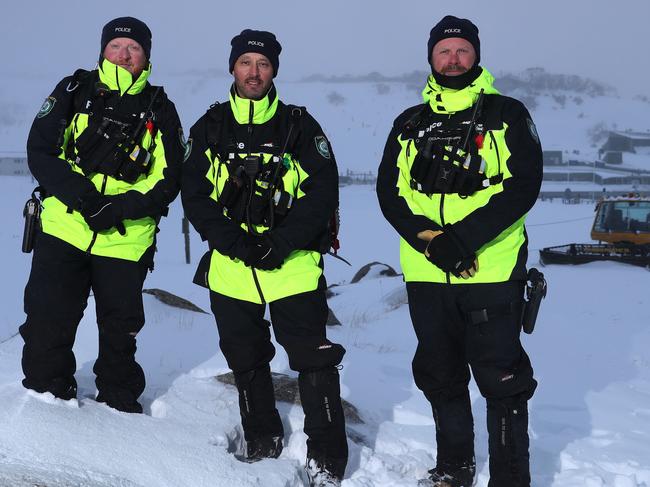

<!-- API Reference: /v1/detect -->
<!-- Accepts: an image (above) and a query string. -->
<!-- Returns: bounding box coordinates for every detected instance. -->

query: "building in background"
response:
[0,153,29,177]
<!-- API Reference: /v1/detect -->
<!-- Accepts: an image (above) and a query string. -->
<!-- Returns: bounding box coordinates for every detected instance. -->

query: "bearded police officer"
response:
[377,16,542,487]
[21,17,184,413]
[181,30,347,486]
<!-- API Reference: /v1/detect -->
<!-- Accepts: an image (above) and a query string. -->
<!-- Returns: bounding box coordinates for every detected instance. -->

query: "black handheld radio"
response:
[22,187,44,253]
[521,267,547,334]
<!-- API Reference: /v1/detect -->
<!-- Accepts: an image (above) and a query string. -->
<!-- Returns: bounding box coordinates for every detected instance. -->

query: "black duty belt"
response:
[465,301,519,325]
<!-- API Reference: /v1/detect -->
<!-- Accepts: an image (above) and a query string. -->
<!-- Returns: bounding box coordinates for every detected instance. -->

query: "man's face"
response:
[103,37,147,78]
[233,53,274,100]
[431,37,476,76]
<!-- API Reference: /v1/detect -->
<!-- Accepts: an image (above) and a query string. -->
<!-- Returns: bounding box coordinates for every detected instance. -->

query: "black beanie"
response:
[101,17,152,60]
[427,15,480,67]
[229,29,282,77]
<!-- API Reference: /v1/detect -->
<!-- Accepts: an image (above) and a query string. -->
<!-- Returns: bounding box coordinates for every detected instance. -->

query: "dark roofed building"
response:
[543,150,563,165]
[600,131,650,155]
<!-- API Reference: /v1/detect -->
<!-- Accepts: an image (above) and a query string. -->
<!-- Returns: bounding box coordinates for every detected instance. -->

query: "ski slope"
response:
[1,175,649,486]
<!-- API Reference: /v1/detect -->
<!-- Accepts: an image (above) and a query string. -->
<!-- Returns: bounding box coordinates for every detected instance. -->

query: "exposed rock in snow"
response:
[350,262,400,284]
[142,288,208,314]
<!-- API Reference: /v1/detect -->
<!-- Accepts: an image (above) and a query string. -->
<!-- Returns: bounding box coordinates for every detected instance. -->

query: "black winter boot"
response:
[23,376,77,401]
[305,455,346,487]
[236,435,283,463]
[486,398,531,487]
[417,460,476,486]
[96,390,143,413]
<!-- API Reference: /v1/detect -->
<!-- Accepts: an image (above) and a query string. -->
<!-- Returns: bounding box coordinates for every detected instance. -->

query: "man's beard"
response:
[441,64,468,76]
[237,76,270,100]
[432,64,481,90]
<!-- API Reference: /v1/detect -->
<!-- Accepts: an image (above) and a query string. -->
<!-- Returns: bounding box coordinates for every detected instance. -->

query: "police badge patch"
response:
[526,118,540,144]
[314,135,331,159]
[37,96,56,118]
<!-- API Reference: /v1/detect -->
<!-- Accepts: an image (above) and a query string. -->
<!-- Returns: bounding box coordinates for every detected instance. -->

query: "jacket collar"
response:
[98,58,151,96]
[228,84,278,124]
[422,67,499,114]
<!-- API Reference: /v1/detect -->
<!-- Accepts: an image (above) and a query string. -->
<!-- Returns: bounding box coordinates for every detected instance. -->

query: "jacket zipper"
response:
[83,71,135,255]
[247,100,254,154]
[438,134,498,284]
[246,100,266,303]
[439,193,451,284]
[251,268,266,303]
[85,174,108,253]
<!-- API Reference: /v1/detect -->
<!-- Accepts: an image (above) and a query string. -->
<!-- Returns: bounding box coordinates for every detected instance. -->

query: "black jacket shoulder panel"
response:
[393,103,428,132]
[188,111,214,149]
[501,96,529,121]
[482,95,530,125]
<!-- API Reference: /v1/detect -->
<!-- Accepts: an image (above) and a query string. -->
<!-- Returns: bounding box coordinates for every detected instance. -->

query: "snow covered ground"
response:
[1,175,649,486]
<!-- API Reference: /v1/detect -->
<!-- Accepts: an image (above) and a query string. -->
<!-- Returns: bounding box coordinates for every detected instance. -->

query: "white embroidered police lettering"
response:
[444,28,461,33]
[247,40,264,47]
[418,122,444,137]
[115,27,131,33]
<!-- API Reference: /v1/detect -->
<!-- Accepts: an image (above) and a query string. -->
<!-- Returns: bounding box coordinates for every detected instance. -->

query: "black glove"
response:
[242,235,288,271]
[80,194,125,235]
[424,226,476,277]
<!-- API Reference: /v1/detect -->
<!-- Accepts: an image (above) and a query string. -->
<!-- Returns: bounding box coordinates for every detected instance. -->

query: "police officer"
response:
[377,16,542,487]
[181,30,347,486]
[21,17,184,414]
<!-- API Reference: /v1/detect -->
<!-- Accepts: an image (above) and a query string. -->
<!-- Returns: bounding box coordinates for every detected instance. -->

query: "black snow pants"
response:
[210,288,348,467]
[19,232,150,413]
[407,281,537,487]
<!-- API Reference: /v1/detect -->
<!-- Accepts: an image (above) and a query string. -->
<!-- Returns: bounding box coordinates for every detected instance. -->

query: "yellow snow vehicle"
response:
[539,195,650,268]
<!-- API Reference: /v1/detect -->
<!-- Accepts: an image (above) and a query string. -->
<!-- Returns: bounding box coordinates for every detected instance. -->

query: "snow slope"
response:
[1,175,649,486]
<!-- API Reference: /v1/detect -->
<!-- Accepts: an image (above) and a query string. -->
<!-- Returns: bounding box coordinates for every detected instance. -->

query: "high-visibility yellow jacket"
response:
[182,85,338,303]
[377,68,543,284]
[27,59,184,262]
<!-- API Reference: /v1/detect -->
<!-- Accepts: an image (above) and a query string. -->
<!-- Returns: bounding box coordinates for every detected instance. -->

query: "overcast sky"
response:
[2,0,649,97]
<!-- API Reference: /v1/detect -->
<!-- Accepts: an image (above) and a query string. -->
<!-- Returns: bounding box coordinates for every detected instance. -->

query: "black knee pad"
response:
[285,338,345,372]
[222,339,276,373]
[422,382,470,406]
[487,385,537,411]
[473,356,537,402]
